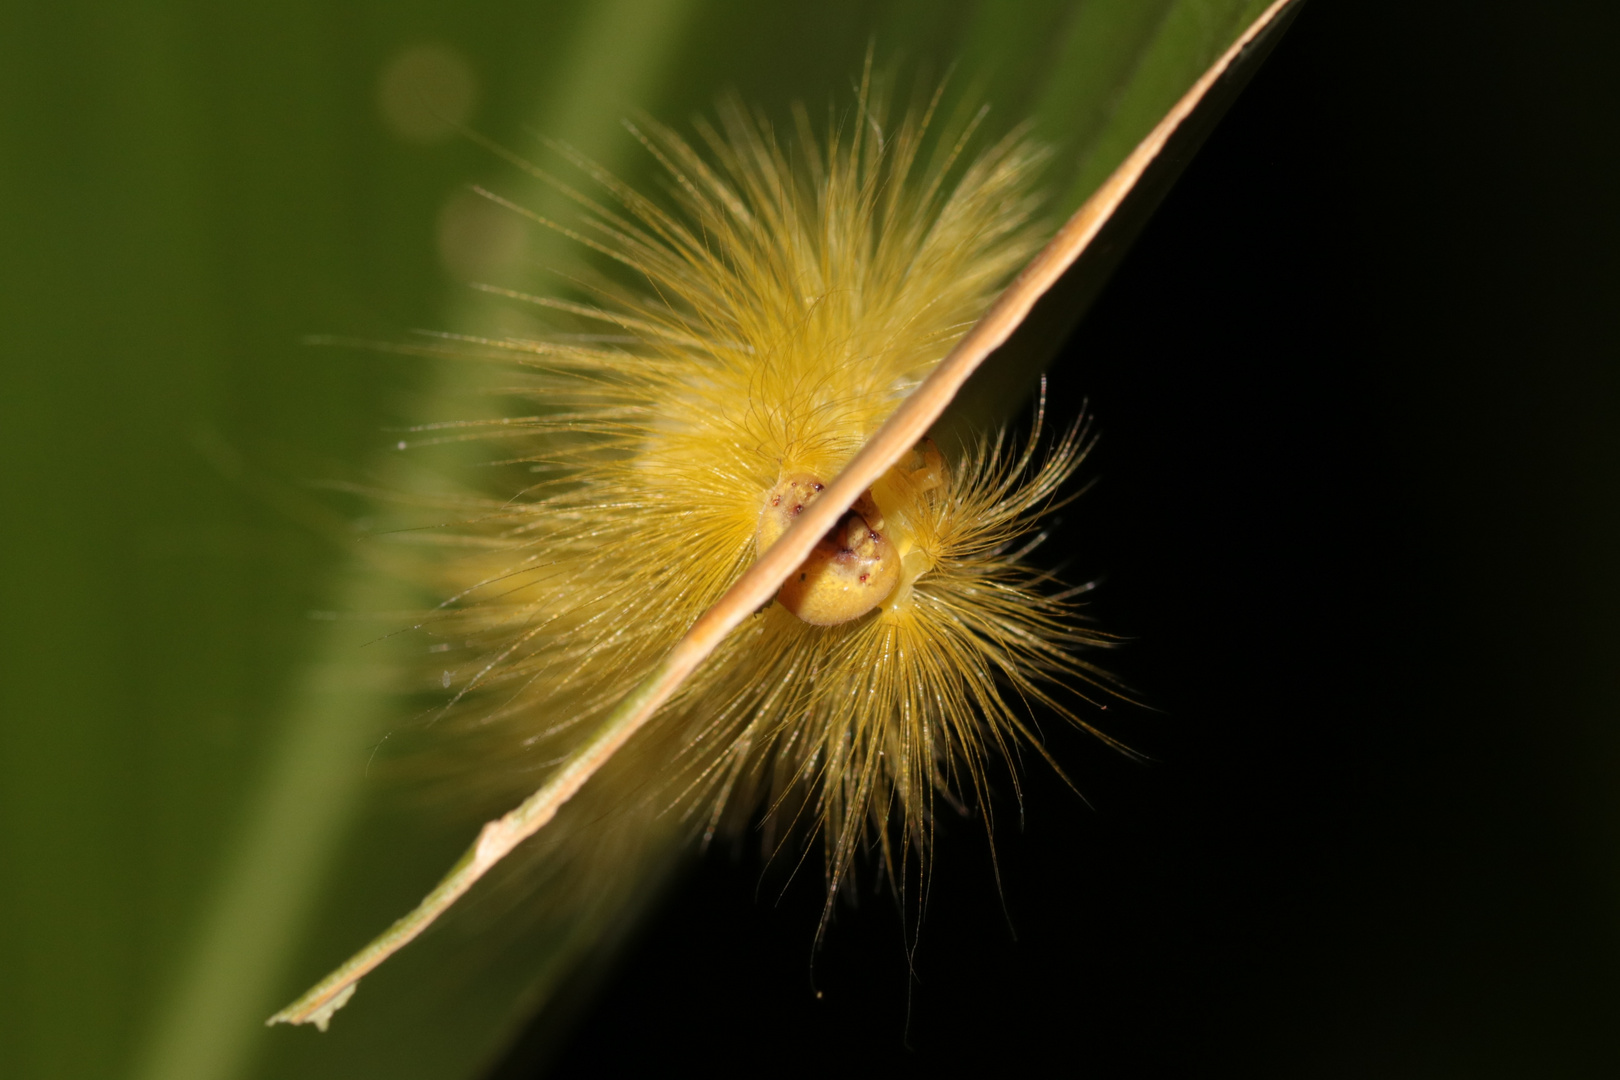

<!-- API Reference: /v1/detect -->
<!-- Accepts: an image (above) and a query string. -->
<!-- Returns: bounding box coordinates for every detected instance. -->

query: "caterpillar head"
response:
[755,442,952,626]
[756,474,900,626]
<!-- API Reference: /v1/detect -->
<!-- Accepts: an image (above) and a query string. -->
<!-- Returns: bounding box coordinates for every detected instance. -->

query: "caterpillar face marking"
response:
[758,474,899,625]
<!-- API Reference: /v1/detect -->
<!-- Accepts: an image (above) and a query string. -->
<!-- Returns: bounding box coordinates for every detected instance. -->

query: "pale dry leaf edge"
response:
[268,0,1300,1029]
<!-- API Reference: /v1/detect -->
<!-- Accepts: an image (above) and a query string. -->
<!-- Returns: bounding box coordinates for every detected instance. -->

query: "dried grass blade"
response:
[268,0,1298,1029]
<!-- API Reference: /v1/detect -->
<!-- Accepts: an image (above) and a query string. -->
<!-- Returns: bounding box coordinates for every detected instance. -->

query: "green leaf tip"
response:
[268,980,356,1032]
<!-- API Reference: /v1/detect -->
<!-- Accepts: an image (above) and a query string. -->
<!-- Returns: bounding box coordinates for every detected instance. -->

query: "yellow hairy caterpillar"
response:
[407,95,1118,887]
[271,7,1293,1033]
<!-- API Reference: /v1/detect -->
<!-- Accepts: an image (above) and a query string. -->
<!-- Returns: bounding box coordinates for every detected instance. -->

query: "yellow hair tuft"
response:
[402,85,1114,917]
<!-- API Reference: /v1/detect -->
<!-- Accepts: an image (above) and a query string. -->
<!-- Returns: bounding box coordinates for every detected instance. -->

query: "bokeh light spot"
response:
[377,44,477,144]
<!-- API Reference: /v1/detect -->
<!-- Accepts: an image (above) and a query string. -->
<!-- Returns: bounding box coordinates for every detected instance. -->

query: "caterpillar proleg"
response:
[270,1,1299,1033]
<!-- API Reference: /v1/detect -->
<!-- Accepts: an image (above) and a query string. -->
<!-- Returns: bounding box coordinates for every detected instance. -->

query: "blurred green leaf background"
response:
[0,3,1282,1078]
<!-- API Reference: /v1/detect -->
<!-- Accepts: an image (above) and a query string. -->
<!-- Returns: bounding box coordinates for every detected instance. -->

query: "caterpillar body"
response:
[276,81,1125,1033]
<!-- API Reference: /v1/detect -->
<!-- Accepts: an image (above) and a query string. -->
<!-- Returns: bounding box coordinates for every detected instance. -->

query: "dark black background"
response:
[502,2,1619,1075]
